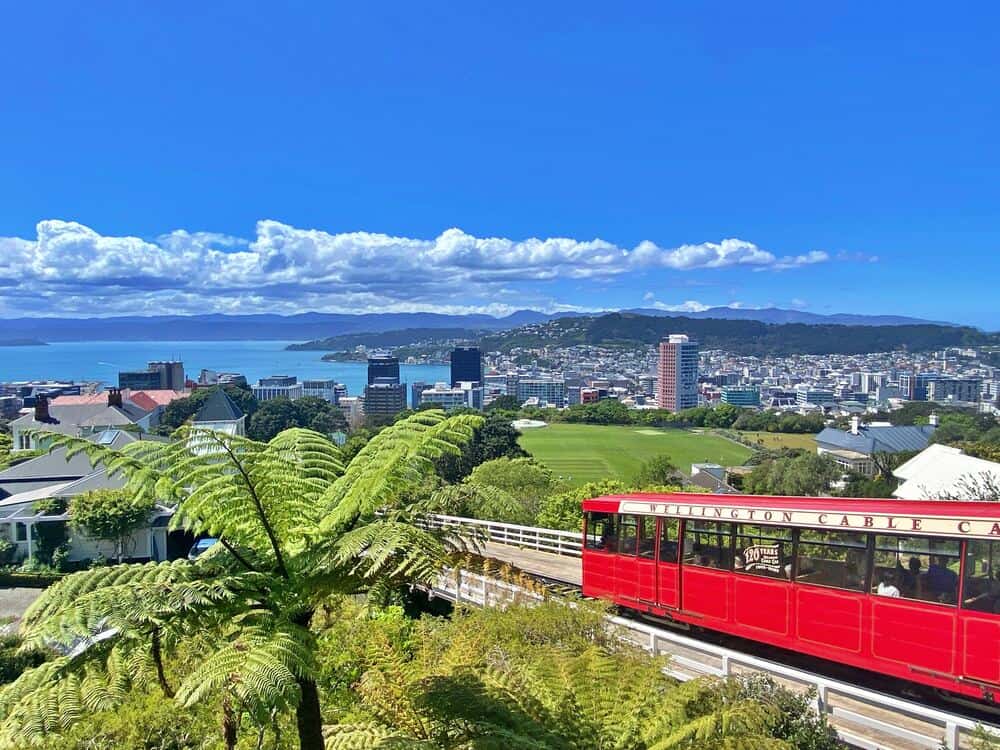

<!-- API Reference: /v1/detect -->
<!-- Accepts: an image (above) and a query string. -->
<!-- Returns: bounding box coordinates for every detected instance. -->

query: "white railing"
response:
[426,567,999,750]
[425,514,582,558]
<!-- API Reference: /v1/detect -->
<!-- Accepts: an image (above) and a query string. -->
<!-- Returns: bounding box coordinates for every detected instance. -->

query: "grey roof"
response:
[51,468,128,498]
[12,403,144,436]
[816,424,936,455]
[193,388,244,423]
[0,446,96,483]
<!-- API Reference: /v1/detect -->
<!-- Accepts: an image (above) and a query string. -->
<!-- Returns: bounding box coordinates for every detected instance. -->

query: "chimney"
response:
[107,387,124,408]
[34,394,51,423]
[929,412,939,427]
[850,415,860,435]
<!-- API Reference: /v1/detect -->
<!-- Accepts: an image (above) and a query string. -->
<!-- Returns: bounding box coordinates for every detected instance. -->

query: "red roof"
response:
[50,389,188,409]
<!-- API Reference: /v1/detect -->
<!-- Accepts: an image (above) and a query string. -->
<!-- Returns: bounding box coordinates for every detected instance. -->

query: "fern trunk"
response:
[295,676,324,750]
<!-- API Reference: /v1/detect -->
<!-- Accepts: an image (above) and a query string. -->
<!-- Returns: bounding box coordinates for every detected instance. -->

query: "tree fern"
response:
[2,410,483,750]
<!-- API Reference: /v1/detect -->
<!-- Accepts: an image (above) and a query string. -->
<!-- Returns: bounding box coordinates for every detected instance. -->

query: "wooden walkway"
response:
[481,541,581,586]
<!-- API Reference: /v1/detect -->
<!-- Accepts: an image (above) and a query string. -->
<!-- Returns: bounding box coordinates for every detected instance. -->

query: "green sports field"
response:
[517,424,753,487]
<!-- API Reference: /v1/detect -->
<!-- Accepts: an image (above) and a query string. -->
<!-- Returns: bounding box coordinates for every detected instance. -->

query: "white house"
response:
[892,444,1000,501]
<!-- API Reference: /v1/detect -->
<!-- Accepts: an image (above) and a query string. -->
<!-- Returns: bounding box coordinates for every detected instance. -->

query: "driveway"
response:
[0,588,43,622]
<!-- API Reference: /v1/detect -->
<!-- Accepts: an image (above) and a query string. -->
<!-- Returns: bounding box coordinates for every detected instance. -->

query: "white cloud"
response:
[0,219,841,316]
[650,300,751,313]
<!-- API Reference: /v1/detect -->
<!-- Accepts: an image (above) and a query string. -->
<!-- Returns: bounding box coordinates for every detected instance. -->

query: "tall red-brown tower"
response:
[657,334,699,412]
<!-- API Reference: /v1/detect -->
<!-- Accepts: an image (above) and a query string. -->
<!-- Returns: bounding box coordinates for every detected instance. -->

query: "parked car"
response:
[187,538,218,560]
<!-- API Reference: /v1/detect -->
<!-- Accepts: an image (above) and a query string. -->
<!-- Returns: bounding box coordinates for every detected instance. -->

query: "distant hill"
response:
[622,307,956,327]
[288,327,485,351]
[0,307,973,343]
[0,311,556,342]
[480,313,997,356]
[0,338,46,347]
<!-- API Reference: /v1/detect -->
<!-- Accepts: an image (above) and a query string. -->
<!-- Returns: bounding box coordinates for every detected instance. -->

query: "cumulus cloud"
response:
[0,219,839,316]
[650,300,750,313]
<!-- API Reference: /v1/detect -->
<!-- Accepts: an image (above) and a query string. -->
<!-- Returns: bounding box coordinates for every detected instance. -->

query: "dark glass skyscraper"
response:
[450,346,482,385]
[367,354,400,385]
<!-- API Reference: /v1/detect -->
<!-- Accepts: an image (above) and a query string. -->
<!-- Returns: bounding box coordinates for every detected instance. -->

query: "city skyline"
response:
[1,3,997,327]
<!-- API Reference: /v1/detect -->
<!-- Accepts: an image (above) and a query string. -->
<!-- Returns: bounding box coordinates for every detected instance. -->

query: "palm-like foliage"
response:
[1,411,483,749]
[329,640,789,750]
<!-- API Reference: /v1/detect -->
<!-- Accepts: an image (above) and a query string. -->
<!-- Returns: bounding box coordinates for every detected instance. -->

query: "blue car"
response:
[187,538,218,560]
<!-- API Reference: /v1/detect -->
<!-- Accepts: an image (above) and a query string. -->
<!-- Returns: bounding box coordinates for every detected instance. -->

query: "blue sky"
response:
[0,2,997,327]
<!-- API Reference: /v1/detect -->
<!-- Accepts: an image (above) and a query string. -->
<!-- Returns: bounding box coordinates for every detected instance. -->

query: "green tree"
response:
[634,454,681,488]
[744,453,840,496]
[246,396,348,442]
[467,457,555,522]
[69,488,155,563]
[436,411,527,483]
[1,410,483,749]
[327,601,792,749]
[485,395,521,412]
[536,479,629,530]
[158,384,258,434]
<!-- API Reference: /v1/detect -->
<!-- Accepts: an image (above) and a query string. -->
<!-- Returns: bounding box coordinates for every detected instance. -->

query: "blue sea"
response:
[0,340,451,399]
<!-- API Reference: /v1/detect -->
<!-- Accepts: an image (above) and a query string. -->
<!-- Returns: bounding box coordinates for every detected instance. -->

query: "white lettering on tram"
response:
[616,501,1000,540]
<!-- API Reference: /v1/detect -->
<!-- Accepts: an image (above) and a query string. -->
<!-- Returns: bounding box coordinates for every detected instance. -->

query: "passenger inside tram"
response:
[876,570,901,597]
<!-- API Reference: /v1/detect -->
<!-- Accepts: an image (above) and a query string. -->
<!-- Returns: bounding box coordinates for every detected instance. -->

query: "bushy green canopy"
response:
[2,410,483,749]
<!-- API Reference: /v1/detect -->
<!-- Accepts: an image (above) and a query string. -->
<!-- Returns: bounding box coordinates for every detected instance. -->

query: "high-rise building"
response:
[410,381,429,409]
[252,375,304,401]
[302,379,342,403]
[367,354,400,385]
[928,378,981,404]
[450,346,482,386]
[148,361,185,390]
[363,379,407,416]
[118,369,163,391]
[721,386,760,407]
[657,335,698,412]
[119,360,185,391]
[516,378,566,408]
[899,372,940,401]
[417,381,482,411]
[795,386,835,406]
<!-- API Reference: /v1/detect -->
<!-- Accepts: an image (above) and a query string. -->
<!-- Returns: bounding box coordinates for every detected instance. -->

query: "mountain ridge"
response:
[0,307,971,343]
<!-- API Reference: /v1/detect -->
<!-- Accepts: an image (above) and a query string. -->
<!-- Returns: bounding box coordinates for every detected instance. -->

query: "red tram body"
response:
[581,493,1000,701]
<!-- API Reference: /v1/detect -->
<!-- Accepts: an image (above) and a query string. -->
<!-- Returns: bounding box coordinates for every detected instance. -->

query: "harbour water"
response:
[0,340,451,398]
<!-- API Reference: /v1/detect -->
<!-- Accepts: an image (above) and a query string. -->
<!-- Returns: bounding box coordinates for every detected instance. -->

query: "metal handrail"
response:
[427,561,1000,750]
[425,513,582,557]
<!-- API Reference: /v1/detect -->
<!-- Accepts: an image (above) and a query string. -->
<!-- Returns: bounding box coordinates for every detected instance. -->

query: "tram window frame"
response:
[637,517,657,559]
[733,524,794,580]
[962,539,1000,614]
[872,534,961,606]
[658,518,680,563]
[683,521,734,570]
[584,512,617,552]
[795,528,869,592]
[618,515,639,556]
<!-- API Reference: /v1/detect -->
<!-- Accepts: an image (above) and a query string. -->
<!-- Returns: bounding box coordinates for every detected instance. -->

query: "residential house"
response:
[816,416,937,477]
[892,444,1000,501]
[0,429,177,563]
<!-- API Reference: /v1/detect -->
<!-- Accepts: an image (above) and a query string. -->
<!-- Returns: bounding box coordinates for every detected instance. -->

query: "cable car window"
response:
[963,540,1000,614]
[873,535,961,605]
[734,524,793,579]
[637,517,657,559]
[585,512,617,552]
[796,529,868,591]
[658,518,680,563]
[683,521,733,570]
[618,515,639,556]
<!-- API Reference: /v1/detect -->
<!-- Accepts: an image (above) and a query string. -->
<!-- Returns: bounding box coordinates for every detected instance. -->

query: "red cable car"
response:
[581,493,1000,702]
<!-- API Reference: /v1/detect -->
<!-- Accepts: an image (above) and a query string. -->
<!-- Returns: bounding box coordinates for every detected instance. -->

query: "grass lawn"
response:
[735,431,817,451]
[517,424,753,487]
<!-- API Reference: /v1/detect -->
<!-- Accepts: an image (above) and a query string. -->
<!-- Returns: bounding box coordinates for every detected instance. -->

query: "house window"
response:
[15,523,27,542]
